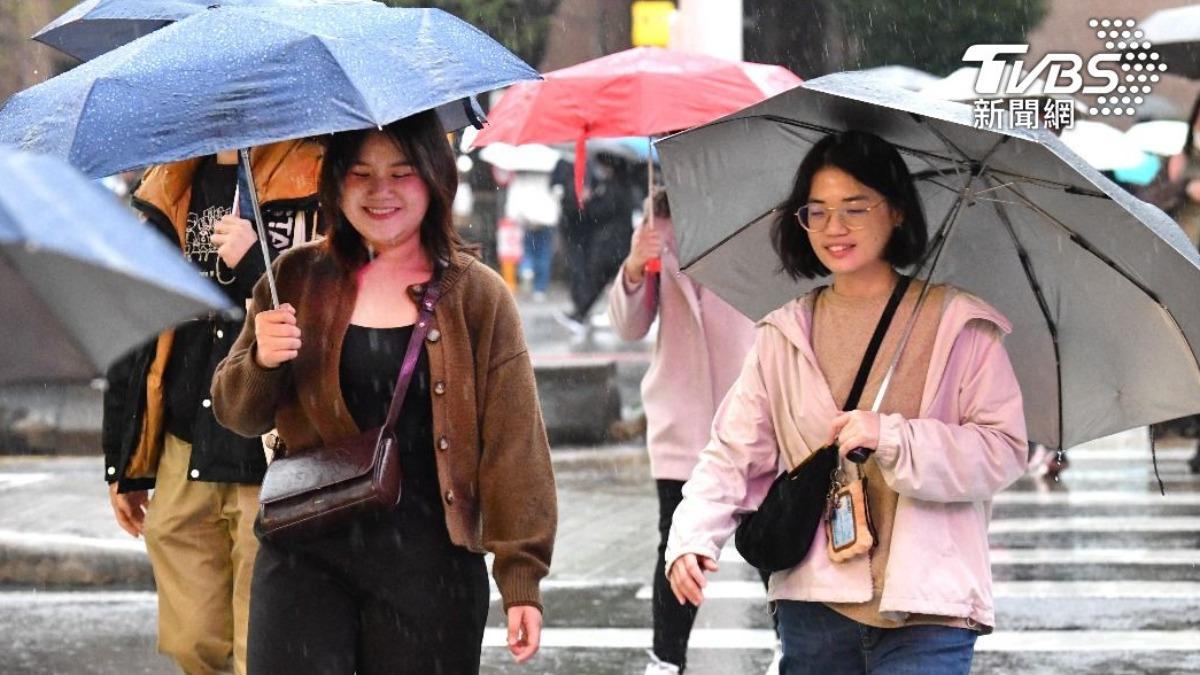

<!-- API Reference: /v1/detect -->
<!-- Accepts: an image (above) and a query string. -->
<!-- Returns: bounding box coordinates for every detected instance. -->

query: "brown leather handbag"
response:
[256,275,442,540]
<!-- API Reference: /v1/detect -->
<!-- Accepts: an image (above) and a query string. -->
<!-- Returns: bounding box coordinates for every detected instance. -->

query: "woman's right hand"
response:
[253,303,301,369]
[667,553,719,607]
[623,218,663,285]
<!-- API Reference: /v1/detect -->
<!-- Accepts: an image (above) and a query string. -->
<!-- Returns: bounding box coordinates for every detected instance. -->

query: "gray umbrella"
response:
[657,72,1200,450]
[0,147,233,384]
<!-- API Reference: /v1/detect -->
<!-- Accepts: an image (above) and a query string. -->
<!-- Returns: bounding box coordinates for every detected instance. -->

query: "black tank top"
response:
[339,324,446,536]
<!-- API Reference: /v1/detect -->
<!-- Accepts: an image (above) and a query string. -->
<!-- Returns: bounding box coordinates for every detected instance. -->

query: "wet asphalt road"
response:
[1,430,1198,674]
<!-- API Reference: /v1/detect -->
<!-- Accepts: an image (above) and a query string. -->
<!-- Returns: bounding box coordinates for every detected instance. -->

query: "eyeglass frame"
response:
[793,197,889,233]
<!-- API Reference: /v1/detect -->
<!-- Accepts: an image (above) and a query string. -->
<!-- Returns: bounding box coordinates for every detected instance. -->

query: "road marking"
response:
[634,580,1200,601]
[1034,470,1197,484]
[0,473,51,489]
[992,581,1200,599]
[0,591,156,605]
[719,546,1200,566]
[479,628,1200,651]
[0,530,145,552]
[995,491,1200,505]
[989,548,1200,565]
[1060,448,1190,462]
[988,516,1200,533]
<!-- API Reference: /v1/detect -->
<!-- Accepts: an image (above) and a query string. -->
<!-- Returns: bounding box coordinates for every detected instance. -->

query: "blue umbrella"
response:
[0,146,233,384]
[33,0,378,62]
[2,5,534,179]
[3,4,536,305]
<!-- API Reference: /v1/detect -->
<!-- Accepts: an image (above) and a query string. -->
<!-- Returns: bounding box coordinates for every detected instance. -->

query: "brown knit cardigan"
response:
[211,244,556,610]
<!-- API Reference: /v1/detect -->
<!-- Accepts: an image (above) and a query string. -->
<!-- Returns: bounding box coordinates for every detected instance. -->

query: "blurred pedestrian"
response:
[608,188,759,674]
[558,153,634,332]
[211,110,557,674]
[102,140,322,675]
[506,168,561,300]
[665,131,1027,674]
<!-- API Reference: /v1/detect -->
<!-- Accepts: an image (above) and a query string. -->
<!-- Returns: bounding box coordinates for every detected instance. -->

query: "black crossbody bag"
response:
[733,275,911,572]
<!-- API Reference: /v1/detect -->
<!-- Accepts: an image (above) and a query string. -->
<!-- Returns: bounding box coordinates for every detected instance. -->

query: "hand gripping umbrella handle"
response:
[237,148,280,309]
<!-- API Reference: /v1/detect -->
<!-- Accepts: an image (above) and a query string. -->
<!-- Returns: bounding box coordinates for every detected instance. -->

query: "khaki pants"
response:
[144,434,260,675]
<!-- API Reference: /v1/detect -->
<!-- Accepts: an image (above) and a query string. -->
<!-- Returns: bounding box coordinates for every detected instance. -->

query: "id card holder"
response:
[826,476,876,562]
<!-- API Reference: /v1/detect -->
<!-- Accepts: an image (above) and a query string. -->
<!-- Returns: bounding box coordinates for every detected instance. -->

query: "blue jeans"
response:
[777,601,976,675]
[522,225,555,294]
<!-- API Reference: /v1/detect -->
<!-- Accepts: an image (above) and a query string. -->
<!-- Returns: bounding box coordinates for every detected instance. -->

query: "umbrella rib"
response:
[983,174,1065,450]
[998,180,1200,399]
[679,205,781,273]
[912,116,979,175]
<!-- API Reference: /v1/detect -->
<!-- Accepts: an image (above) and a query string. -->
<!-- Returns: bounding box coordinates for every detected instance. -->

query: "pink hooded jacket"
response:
[608,242,756,481]
[665,286,1028,628]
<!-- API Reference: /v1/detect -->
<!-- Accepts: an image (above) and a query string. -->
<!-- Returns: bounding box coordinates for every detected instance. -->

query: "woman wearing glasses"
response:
[663,130,1027,674]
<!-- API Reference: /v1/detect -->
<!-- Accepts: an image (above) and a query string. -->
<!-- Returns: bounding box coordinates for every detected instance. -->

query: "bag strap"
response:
[841,274,911,411]
[380,266,444,433]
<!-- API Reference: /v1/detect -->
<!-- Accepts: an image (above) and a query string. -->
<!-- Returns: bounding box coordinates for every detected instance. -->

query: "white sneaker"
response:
[642,650,681,674]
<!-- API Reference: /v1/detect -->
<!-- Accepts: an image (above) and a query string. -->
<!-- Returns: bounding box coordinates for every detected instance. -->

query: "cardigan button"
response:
[434,381,446,395]
[427,329,441,343]
[444,490,455,505]
[106,466,116,476]
[438,436,449,451]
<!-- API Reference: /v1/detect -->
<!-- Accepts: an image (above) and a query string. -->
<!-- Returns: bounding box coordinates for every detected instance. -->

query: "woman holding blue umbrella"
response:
[212,110,556,674]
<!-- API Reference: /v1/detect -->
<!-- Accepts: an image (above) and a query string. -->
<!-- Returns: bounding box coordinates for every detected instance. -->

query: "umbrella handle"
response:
[846,447,872,464]
[237,148,280,309]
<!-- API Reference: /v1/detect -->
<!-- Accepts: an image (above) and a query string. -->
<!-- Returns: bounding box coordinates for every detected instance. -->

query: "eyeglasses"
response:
[794,198,888,233]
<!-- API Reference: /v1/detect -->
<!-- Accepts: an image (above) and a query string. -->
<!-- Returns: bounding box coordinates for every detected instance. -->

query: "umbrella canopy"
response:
[856,65,939,92]
[33,0,377,62]
[472,46,801,147]
[1126,119,1189,156]
[1060,120,1148,170]
[1,4,537,179]
[657,72,1200,450]
[919,66,1089,113]
[0,146,233,384]
[478,143,562,173]
[1138,5,1200,79]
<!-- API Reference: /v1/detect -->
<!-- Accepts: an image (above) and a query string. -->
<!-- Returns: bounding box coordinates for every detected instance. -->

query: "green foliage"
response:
[837,0,1048,76]
[381,0,561,67]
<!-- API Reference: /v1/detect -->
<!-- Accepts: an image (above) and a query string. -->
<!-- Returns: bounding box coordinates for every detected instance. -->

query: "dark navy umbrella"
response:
[0,146,233,383]
[33,0,378,62]
[1,5,534,179]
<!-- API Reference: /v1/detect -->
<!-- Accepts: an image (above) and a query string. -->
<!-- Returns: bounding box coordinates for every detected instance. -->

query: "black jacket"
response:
[102,142,321,491]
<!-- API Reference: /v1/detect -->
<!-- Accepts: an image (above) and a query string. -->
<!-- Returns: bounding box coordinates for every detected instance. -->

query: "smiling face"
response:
[339,131,430,253]
[805,166,902,279]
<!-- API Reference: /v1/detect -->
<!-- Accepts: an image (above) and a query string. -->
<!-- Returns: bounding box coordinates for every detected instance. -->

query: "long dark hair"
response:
[771,130,928,280]
[320,110,470,270]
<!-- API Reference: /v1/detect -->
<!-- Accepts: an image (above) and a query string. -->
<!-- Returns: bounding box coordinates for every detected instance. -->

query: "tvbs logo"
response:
[964,17,1167,120]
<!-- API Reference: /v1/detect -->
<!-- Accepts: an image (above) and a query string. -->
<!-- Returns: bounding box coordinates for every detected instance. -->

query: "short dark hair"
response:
[320,110,469,270]
[771,130,928,280]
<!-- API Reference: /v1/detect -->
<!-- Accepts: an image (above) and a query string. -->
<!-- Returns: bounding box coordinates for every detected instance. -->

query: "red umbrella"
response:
[472,47,802,203]
[474,47,802,146]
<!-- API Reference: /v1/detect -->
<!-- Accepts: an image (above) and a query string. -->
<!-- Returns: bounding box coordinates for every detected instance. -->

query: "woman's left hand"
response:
[830,411,881,459]
[507,605,542,663]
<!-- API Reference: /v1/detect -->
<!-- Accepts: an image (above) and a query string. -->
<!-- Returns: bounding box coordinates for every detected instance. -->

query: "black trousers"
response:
[247,509,489,675]
[654,480,776,671]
